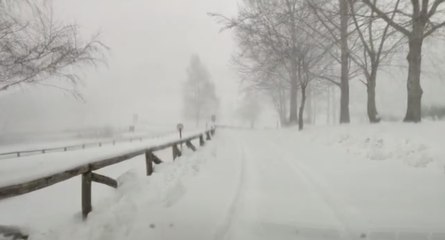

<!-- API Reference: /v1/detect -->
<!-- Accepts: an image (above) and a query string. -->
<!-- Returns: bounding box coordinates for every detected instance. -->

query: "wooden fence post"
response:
[82,171,92,219]
[172,144,182,160]
[199,135,205,146]
[145,151,153,176]
[185,140,197,152]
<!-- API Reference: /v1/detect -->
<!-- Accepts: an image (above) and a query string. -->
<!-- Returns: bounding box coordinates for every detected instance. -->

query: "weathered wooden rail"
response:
[0,129,215,239]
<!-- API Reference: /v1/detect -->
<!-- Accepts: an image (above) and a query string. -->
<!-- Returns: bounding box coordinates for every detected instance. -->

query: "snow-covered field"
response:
[0,126,180,160]
[1,123,445,240]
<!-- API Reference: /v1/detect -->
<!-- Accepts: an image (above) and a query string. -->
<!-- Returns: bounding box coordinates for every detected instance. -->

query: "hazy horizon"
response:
[0,0,444,134]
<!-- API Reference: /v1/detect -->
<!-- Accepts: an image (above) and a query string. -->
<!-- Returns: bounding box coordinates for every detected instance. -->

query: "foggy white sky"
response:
[0,0,444,133]
[0,0,241,132]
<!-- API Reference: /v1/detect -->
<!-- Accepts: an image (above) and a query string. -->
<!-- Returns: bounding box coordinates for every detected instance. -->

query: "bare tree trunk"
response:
[404,31,424,122]
[326,86,331,124]
[333,86,338,124]
[312,92,317,124]
[289,73,298,124]
[367,69,380,123]
[274,87,288,126]
[339,0,350,123]
[359,0,437,122]
[298,86,307,130]
[306,87,313,124]
[366,82,379,123]
[288,0,299,126]
[280,97,288,126]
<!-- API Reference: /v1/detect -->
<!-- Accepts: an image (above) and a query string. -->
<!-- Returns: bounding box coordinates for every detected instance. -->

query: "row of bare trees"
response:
[213,0,445,129]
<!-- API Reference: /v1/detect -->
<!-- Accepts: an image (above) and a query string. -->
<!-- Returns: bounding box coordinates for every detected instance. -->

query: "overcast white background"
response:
[0,0,240,133]
[0,0,444,134]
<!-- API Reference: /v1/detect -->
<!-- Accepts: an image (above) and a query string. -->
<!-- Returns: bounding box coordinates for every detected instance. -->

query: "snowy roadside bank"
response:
[267,121,445,234]
[0,137,223,240]
[1,123,444,240]
[292,121,445,169]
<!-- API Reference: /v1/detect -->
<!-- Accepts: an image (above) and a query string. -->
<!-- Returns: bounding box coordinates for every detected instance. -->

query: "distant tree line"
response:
[212,0,445,129]
[236,91,262,128]
[422,104,445,120]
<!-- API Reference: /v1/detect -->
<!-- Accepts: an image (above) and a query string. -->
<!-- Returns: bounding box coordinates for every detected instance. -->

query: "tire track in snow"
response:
[265,137,366,239]
[281,156,357,239]
[227,132,351,238]
[215,131,363,240]
[214,133,248,240]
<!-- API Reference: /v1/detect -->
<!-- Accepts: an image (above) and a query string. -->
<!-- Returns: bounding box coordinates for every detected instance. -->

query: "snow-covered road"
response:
[204,129,445,240]
[210,130,346,240]
[1,124,445,240]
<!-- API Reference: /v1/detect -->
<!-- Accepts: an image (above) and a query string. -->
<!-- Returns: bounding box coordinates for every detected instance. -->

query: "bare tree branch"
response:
[0,1,107,96]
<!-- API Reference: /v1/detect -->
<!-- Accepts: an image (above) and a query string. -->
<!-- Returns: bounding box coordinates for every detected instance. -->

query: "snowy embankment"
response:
[270,122,445,234]
[0,134,228,240]
[1,122,445,240]
[0,129,204,188]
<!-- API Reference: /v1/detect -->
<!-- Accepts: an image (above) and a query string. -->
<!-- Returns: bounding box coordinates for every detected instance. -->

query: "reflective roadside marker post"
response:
[177,123,184,139]
[177,123,184,149]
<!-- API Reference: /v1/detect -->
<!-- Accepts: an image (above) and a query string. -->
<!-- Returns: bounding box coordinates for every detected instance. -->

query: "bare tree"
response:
[339,0,351,123]
[211,0,305,125]
[0,1,106,98]
[231,41,290,126]
[268,78,289,126]
[306,0,353,123]
[182,55,219,126]
[297,56,327,130]
[213,0,336,129]
[362,0,445,122]
[237,60,289,126]
[237,91,263,128]
[349,0,403,123]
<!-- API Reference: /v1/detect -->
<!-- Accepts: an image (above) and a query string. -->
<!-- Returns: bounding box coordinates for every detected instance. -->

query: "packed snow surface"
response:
[1,122,445,240]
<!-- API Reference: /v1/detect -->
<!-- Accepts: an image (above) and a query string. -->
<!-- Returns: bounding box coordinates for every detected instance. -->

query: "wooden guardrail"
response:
[0,129,215,239]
